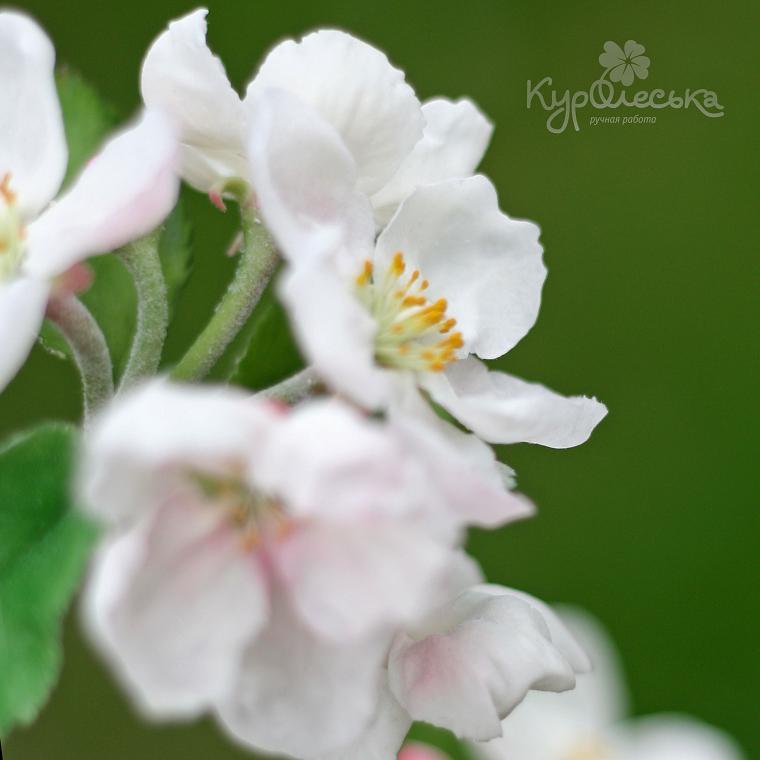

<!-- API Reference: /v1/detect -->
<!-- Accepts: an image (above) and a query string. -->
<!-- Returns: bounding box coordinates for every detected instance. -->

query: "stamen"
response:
[355,250,464,373]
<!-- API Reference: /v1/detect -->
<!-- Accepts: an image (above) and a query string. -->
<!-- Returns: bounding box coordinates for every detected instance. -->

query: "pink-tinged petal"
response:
[80,380,276,526]
[83,499,268,718]
[424,357,607,448]
[279,263,391,409]
[476,607,628,760]
[389,381,535,529]
[247,87,374,266]
[217,594,391,758]
[320,686,412,760]
[140,8,247,191]
[388,585,586,741]
[617,715,745,760]
[0,276,50,391]
[25,110,179,278]
[398,744,450,760]
[253,397,424,521]
[0,11,66,219]
[376,176,546,359]
[247,29,423,196]
[274,519,451,641]
[372,98,493,226]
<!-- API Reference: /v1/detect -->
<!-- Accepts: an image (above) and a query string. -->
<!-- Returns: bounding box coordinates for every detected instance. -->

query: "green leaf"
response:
[0,425,97,737]
[227,279,305,389]
[159,194,195,319]
[56,68,117,188]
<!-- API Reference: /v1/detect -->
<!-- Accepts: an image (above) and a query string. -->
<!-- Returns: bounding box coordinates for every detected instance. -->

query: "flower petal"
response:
[80,380,276,526]
[247,29,423,195]
[617,715,745,760]
[623,40,646,59]
[398,744,450,760]
[0,11,66,218]
[375,176,546,359]
[389,381,535,529]
[423,357,607,448]
[246,87,374,265]
[274,519,451,641]
[140,8,246,191]
[253,397,424,521]
[25,111,179,278]
[388,585,586,741]
[217,594,390,758]
[83,499,268,718]
[321,685,413,760]
[279,263,391,408]
[372,98,493,226]
[0,276,50,391]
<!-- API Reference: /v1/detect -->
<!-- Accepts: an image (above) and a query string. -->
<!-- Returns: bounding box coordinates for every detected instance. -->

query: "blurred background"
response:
[3,0,758,757]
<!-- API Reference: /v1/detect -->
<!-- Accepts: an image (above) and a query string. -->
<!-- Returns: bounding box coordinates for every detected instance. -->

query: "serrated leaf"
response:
[0,425,97,737]
[229,280,305,390]
[56,68,117,188]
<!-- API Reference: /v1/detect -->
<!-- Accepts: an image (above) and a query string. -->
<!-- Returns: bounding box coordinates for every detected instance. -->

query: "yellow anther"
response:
[402,295,427,307]
[391,251,406,276]
[356,259,373,286]
[0,173,16,205]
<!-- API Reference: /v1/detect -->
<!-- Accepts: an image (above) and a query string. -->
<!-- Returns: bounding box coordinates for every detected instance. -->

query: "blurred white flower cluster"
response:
[1,6,734,760]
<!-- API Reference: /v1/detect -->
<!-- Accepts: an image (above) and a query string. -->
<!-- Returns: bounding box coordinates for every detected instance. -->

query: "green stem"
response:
[258,367,321,404]
[118,229,168,389]
[46,293,114,420]
[171,206,278,382]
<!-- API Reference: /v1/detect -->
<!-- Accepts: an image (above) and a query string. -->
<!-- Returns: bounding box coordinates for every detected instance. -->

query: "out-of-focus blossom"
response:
[0,11,179,392]
[79,380,532,758]
[469,608,745,760]
[141,8,491,225]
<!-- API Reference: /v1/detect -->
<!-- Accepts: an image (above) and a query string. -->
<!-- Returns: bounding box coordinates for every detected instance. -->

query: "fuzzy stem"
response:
[257,367,322,405]
[46,293,114,420]
[171,206,278,382]
[118,229,168,389]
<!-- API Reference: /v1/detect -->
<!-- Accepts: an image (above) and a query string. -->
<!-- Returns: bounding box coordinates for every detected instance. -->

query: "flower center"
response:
[0,173,25,282]
[191,471,291,550]
[355,251,463,373]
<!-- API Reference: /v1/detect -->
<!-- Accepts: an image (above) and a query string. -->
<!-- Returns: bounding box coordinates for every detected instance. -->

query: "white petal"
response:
[80,380,276,526]
[247,29,423,195]
[388,585,585,741]
[279,263,391,409]
[389,382,535,529]
[25,110,179,278]
[320,685,412,760]
[372,98,493,226]
[254,397,427,521]
[246,87,374,265]
[376,175,546,359]
[83,499,268,718]
[0,275,50,391]
[140,8,246,191]
[0,11,66,219]
[424,357,608,448]
[218,594,390,758]
[618,715,745,760]
[274,519,451,641]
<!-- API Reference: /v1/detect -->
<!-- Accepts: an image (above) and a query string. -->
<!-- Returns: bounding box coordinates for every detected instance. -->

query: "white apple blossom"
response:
[321,584,591,760]
[470,609,745,760]
[79,380,534,759]
[0,10,179,392]
[140,8,492,224]
[245,86,607,443]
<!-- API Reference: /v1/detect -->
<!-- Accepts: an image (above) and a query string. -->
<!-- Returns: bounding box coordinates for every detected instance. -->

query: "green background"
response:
[3,0,758,757]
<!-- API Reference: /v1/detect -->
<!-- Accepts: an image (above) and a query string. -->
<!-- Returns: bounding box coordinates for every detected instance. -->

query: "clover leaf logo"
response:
[599,40,651,86]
